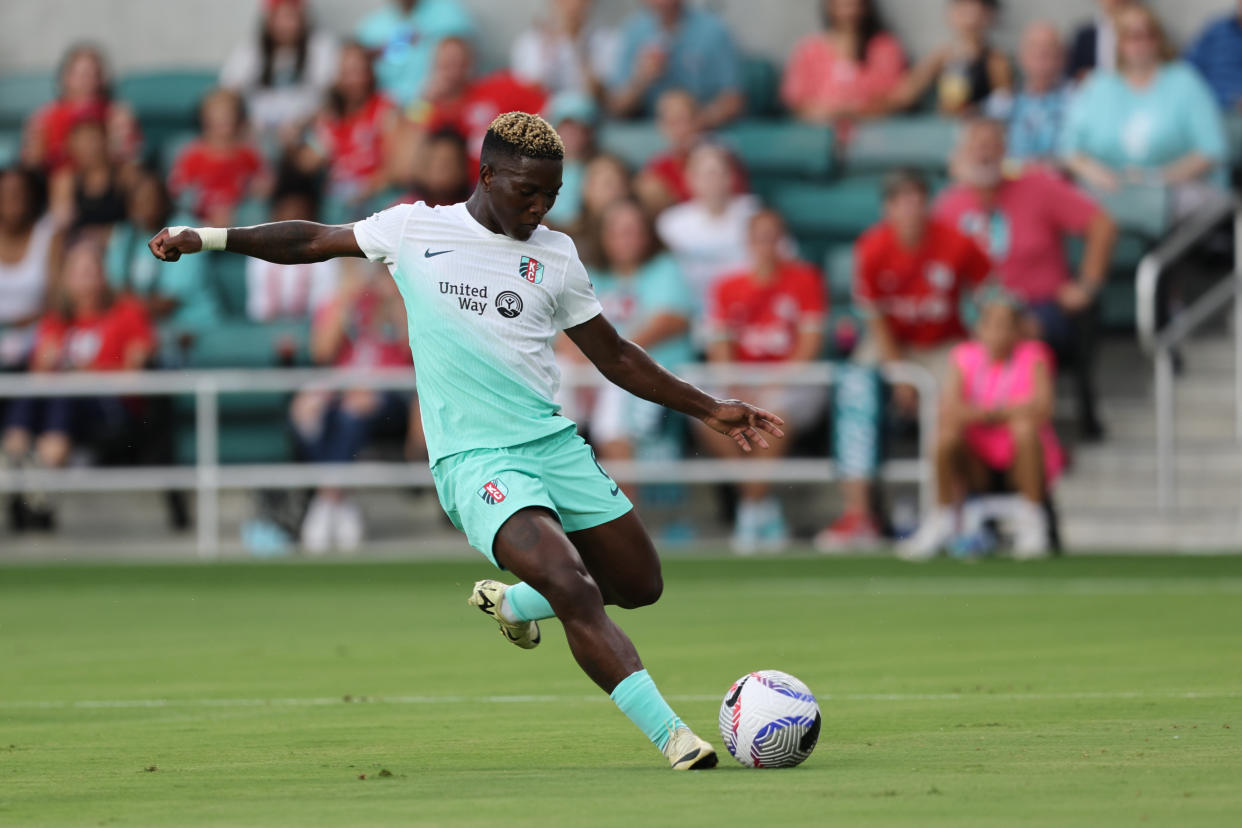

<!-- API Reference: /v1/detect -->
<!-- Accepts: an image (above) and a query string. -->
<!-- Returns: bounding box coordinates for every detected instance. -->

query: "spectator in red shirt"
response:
[817,169,992,551]
[290,265,411,553]
[935,118,1117,439]
[699,209,827,553]
[408,37,548,172]
[2,237,155,530]
[634,89,748,216]
[21,44,141,174]
[168,89,270,227]
[308,41,398,215]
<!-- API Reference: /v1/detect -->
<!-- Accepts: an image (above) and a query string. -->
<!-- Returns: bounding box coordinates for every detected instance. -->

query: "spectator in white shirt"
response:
[220,0,338,147]
[511,0,619,101]
[656,142,759,309]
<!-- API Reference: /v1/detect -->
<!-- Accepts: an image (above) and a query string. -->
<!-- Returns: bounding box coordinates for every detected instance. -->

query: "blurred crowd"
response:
[1,0,1239,556]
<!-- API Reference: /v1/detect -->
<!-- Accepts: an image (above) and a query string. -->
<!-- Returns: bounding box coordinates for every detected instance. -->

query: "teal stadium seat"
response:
[718,121,834,179]
[172,319,311,464]
[117,70,217,150]
[0,71,55,130]
[1090,183,1170,239]
[741,57,780,118]
[843,116,960,174]
[597,121,666,169]
[0,129,20,166]
[769,178,883,242]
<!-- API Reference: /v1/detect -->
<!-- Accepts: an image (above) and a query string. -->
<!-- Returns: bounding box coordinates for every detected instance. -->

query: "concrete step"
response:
[1062,513,1242,551]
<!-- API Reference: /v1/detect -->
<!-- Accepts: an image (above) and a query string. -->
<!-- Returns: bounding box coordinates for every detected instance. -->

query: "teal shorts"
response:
[431,427,634,568]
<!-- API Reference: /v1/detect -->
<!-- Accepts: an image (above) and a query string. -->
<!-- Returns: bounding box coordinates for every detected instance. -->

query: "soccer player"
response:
[148,112,784,771]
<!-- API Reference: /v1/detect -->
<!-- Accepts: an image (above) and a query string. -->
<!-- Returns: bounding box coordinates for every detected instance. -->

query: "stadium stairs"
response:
[1057,332,1242,551]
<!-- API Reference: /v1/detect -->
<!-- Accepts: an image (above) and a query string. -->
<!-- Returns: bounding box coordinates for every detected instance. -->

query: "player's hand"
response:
[148,227,202,262]
[703,400,786,453]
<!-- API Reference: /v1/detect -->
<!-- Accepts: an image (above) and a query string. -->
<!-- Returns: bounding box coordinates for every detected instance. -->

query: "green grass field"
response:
[2,555,1240,827]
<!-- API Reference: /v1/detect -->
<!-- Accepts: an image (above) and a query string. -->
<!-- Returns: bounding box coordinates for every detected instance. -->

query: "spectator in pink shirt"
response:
[781,0,907,129]
[935,119,1117,440]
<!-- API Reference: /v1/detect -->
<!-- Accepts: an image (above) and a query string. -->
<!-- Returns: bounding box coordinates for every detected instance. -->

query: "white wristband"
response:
[168,225,227,252]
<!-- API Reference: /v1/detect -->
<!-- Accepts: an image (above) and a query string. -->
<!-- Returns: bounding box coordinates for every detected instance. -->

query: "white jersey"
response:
[353,201,602,465]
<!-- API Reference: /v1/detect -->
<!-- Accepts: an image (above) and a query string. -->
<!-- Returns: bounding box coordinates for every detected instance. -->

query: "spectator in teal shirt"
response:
[1062,4,1227,211]
[608,0,744,128]
[355,0,474,107]
[1185,1,1242,111]
[568,199,694,483]
[105,169,219,336]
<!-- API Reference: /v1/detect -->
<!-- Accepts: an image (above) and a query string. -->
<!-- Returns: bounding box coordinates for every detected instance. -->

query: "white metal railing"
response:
[0,361,936,556]
[1135,196,1242,510]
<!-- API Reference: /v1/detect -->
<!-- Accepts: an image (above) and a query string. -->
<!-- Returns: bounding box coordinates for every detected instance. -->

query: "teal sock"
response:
[609,669,685,750]
[502,582,555,622]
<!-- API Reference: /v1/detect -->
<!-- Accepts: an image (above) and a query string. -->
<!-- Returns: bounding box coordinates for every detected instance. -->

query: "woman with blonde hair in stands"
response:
[1061,2,1228,217]
[900,287,1064,561]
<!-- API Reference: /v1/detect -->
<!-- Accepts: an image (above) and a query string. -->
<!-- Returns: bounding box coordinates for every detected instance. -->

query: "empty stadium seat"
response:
[117,70,217,125]
[719,121,834,179]
[596,120,665,170]
[0,129,20,166]
[742,57,780,118]
[769,178,883,241]
[842,116,960,174]
[0,71,55,130]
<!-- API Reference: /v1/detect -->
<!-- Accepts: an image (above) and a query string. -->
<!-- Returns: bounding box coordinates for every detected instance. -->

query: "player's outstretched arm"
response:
[148,222,365,265]
[566,314,785,453]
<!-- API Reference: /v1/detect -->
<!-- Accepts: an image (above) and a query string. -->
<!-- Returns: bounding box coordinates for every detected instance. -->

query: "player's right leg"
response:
[492,507,716,770]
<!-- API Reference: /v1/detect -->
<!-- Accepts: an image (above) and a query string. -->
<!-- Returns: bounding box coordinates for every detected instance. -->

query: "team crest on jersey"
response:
[478,479,509,505]
[519,256,545,284]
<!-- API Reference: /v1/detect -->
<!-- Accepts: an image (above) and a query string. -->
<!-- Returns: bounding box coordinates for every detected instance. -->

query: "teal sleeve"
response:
[1177,65,1228,161]
[162,252,221,331]
[103,224,132,291]
[610,21,643,91]
[645,257,694,317]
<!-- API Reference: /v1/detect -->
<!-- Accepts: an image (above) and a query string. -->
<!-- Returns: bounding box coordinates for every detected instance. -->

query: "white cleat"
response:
[468,579,540,649]
[897,507,957,562]
[663,726,718,770]
[1011,500,1050,560]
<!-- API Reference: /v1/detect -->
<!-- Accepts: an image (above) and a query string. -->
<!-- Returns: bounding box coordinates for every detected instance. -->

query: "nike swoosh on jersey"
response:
[424,248,454,258]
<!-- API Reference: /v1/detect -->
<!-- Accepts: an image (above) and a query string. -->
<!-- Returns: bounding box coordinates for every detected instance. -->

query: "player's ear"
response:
[479,163,494,191]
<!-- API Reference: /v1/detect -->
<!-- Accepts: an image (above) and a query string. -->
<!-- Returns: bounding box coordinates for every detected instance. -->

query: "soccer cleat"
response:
[897,507,957,562]
[814,511,881,554]
[468,580,540,649]
[663,726,718,771]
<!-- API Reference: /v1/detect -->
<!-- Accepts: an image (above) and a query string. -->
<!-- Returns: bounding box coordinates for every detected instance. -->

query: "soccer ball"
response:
[717,670,821,768]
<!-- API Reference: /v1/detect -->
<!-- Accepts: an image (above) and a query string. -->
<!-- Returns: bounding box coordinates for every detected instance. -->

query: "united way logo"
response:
[495,291,523,318]
[478,479,509,505]
[519,256,544,284]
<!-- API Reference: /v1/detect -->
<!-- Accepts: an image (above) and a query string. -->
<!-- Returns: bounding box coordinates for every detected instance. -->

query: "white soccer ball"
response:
[717,670,821,768]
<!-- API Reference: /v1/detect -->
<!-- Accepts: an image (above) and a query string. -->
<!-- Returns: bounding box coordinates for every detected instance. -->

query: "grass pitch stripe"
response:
[3,690,1239,711]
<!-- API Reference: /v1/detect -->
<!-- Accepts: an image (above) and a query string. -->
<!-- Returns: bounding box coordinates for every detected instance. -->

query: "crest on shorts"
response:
[478,479,509,505]
[519,256,544,285]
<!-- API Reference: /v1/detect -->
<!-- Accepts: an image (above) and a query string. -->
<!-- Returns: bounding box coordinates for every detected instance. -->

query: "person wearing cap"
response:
[816,169,993,552]
[355,0,475,108]
[899,286,1065,561]
[511,0,620,101]
[220,0,339,145]
[542,91,600,228]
